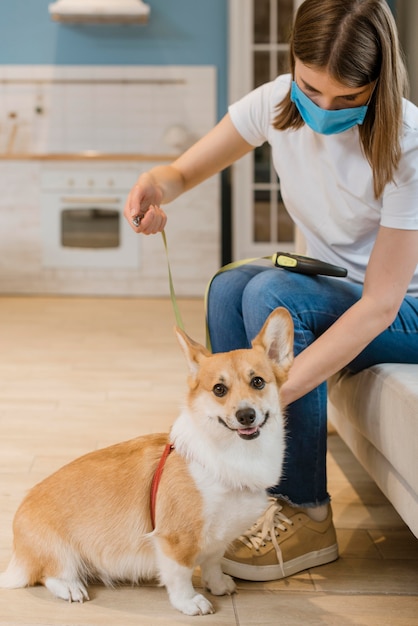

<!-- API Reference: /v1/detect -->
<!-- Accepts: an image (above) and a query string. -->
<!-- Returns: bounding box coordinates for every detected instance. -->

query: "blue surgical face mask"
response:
[290,80,369,135]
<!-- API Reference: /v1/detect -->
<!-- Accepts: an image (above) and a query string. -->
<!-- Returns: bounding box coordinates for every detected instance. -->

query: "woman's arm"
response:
[123,114,254,235]
[281,225,418,405]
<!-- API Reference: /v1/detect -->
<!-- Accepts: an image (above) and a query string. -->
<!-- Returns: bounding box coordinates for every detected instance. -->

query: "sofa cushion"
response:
[328,364,418,510]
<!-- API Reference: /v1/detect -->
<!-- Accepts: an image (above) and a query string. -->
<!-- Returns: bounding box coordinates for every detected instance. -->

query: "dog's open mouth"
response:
[237,426,260,440]
[218,413,269,440]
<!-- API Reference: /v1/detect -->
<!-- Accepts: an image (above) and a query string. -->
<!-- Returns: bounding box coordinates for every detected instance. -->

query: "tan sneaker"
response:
[221,498,339,581]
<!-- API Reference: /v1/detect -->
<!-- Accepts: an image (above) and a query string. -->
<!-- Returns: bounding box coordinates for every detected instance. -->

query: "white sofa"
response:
[327,363,418,538]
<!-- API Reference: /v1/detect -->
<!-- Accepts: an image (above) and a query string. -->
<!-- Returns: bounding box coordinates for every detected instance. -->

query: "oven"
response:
[41,167,140,269]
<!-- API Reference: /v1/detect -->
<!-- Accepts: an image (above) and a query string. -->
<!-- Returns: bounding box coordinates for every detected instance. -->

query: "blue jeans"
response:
[207,265,418,507]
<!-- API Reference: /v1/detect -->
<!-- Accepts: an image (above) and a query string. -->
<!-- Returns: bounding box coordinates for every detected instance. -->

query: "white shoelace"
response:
[238,499,293,577]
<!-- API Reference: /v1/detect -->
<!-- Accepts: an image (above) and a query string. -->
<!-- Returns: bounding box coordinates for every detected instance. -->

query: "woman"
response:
[124,0,418,581]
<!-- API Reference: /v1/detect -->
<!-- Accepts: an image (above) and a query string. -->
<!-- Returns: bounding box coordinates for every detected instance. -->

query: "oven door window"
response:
[61,208,120,249]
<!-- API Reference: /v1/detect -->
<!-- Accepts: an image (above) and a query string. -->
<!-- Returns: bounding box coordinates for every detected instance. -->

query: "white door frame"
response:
[228,0,304,260]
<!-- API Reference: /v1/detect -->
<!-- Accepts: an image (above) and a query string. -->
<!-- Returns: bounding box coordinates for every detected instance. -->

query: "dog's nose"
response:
[236,408,256,427]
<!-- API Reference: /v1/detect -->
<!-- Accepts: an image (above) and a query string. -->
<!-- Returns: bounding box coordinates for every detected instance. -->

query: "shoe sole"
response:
[221,543,339,582]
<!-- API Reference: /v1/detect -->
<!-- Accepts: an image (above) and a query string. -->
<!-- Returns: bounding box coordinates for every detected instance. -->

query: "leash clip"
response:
[132,214,144,227]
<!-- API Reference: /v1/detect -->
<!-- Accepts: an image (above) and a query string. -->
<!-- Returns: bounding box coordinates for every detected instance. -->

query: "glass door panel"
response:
[230,0,303,259]
[251,0,296,251]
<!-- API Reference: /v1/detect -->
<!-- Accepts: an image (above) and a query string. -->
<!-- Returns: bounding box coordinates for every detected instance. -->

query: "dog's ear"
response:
[252,308,294,372]
[175,326,211,376]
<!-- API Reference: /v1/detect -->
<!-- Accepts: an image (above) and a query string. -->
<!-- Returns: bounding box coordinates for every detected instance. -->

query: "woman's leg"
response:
[347,294,418,371]
[207,264,267,352]
[209,267,359,580]
[209,267,418,503]
[209,265,418,581]
[209,267,364,505]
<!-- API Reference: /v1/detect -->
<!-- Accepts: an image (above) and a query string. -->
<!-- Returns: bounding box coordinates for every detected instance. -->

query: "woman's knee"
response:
[209,264,267,304]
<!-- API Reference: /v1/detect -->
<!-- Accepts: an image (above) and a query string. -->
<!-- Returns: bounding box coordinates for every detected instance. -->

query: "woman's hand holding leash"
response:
[124,172,167,235]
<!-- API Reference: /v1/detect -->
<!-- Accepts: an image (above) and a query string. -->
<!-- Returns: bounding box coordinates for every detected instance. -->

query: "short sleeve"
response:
[228,75,291,147]
[382,119,418,230]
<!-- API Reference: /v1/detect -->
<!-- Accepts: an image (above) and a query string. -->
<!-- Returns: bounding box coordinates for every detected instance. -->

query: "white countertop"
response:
[0,152,176,161]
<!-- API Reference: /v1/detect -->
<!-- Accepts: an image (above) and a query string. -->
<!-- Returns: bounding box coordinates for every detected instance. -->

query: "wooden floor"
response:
[0,296,417,626]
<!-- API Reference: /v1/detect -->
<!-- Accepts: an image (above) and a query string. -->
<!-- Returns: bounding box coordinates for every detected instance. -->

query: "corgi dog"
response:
[0,308,293,616]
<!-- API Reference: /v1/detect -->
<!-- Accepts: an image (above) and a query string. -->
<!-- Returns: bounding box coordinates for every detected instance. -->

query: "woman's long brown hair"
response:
[274,0,409,198]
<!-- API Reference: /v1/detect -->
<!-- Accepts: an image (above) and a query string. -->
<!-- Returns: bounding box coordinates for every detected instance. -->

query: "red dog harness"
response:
[150,443,174,529]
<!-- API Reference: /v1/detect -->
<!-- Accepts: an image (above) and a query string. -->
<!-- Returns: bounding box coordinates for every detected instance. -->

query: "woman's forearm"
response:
[137,165,186,205]
[280,296,394,406]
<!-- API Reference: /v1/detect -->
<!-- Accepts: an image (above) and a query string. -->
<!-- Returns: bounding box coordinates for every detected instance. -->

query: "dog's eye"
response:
[213,383,228,397]
[251,376,265,390]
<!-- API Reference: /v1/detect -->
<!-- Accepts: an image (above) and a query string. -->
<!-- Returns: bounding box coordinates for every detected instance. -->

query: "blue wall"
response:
[0,0,228,119]
[0,0,397,121]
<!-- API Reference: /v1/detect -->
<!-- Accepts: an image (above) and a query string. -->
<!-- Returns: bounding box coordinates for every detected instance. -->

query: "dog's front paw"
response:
[45,577,89,603]
[207,573,236,596]
[173,592,215,616]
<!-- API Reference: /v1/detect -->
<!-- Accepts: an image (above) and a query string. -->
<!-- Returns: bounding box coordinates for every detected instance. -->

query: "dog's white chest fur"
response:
[191,468,268,556]
[170,406,285,553]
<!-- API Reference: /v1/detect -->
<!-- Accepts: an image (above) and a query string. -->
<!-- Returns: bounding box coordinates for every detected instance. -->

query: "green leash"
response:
[161,230,274,349]
[161,230,185,331]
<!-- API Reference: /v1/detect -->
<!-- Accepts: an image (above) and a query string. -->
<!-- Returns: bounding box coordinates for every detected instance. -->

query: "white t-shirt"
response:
[229,74,418,296]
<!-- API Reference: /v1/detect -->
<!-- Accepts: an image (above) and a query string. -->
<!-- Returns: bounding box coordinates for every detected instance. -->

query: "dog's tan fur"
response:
[0,308,293,615]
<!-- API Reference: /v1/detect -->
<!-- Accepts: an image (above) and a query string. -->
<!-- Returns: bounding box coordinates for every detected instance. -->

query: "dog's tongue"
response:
[238,427,258,436]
